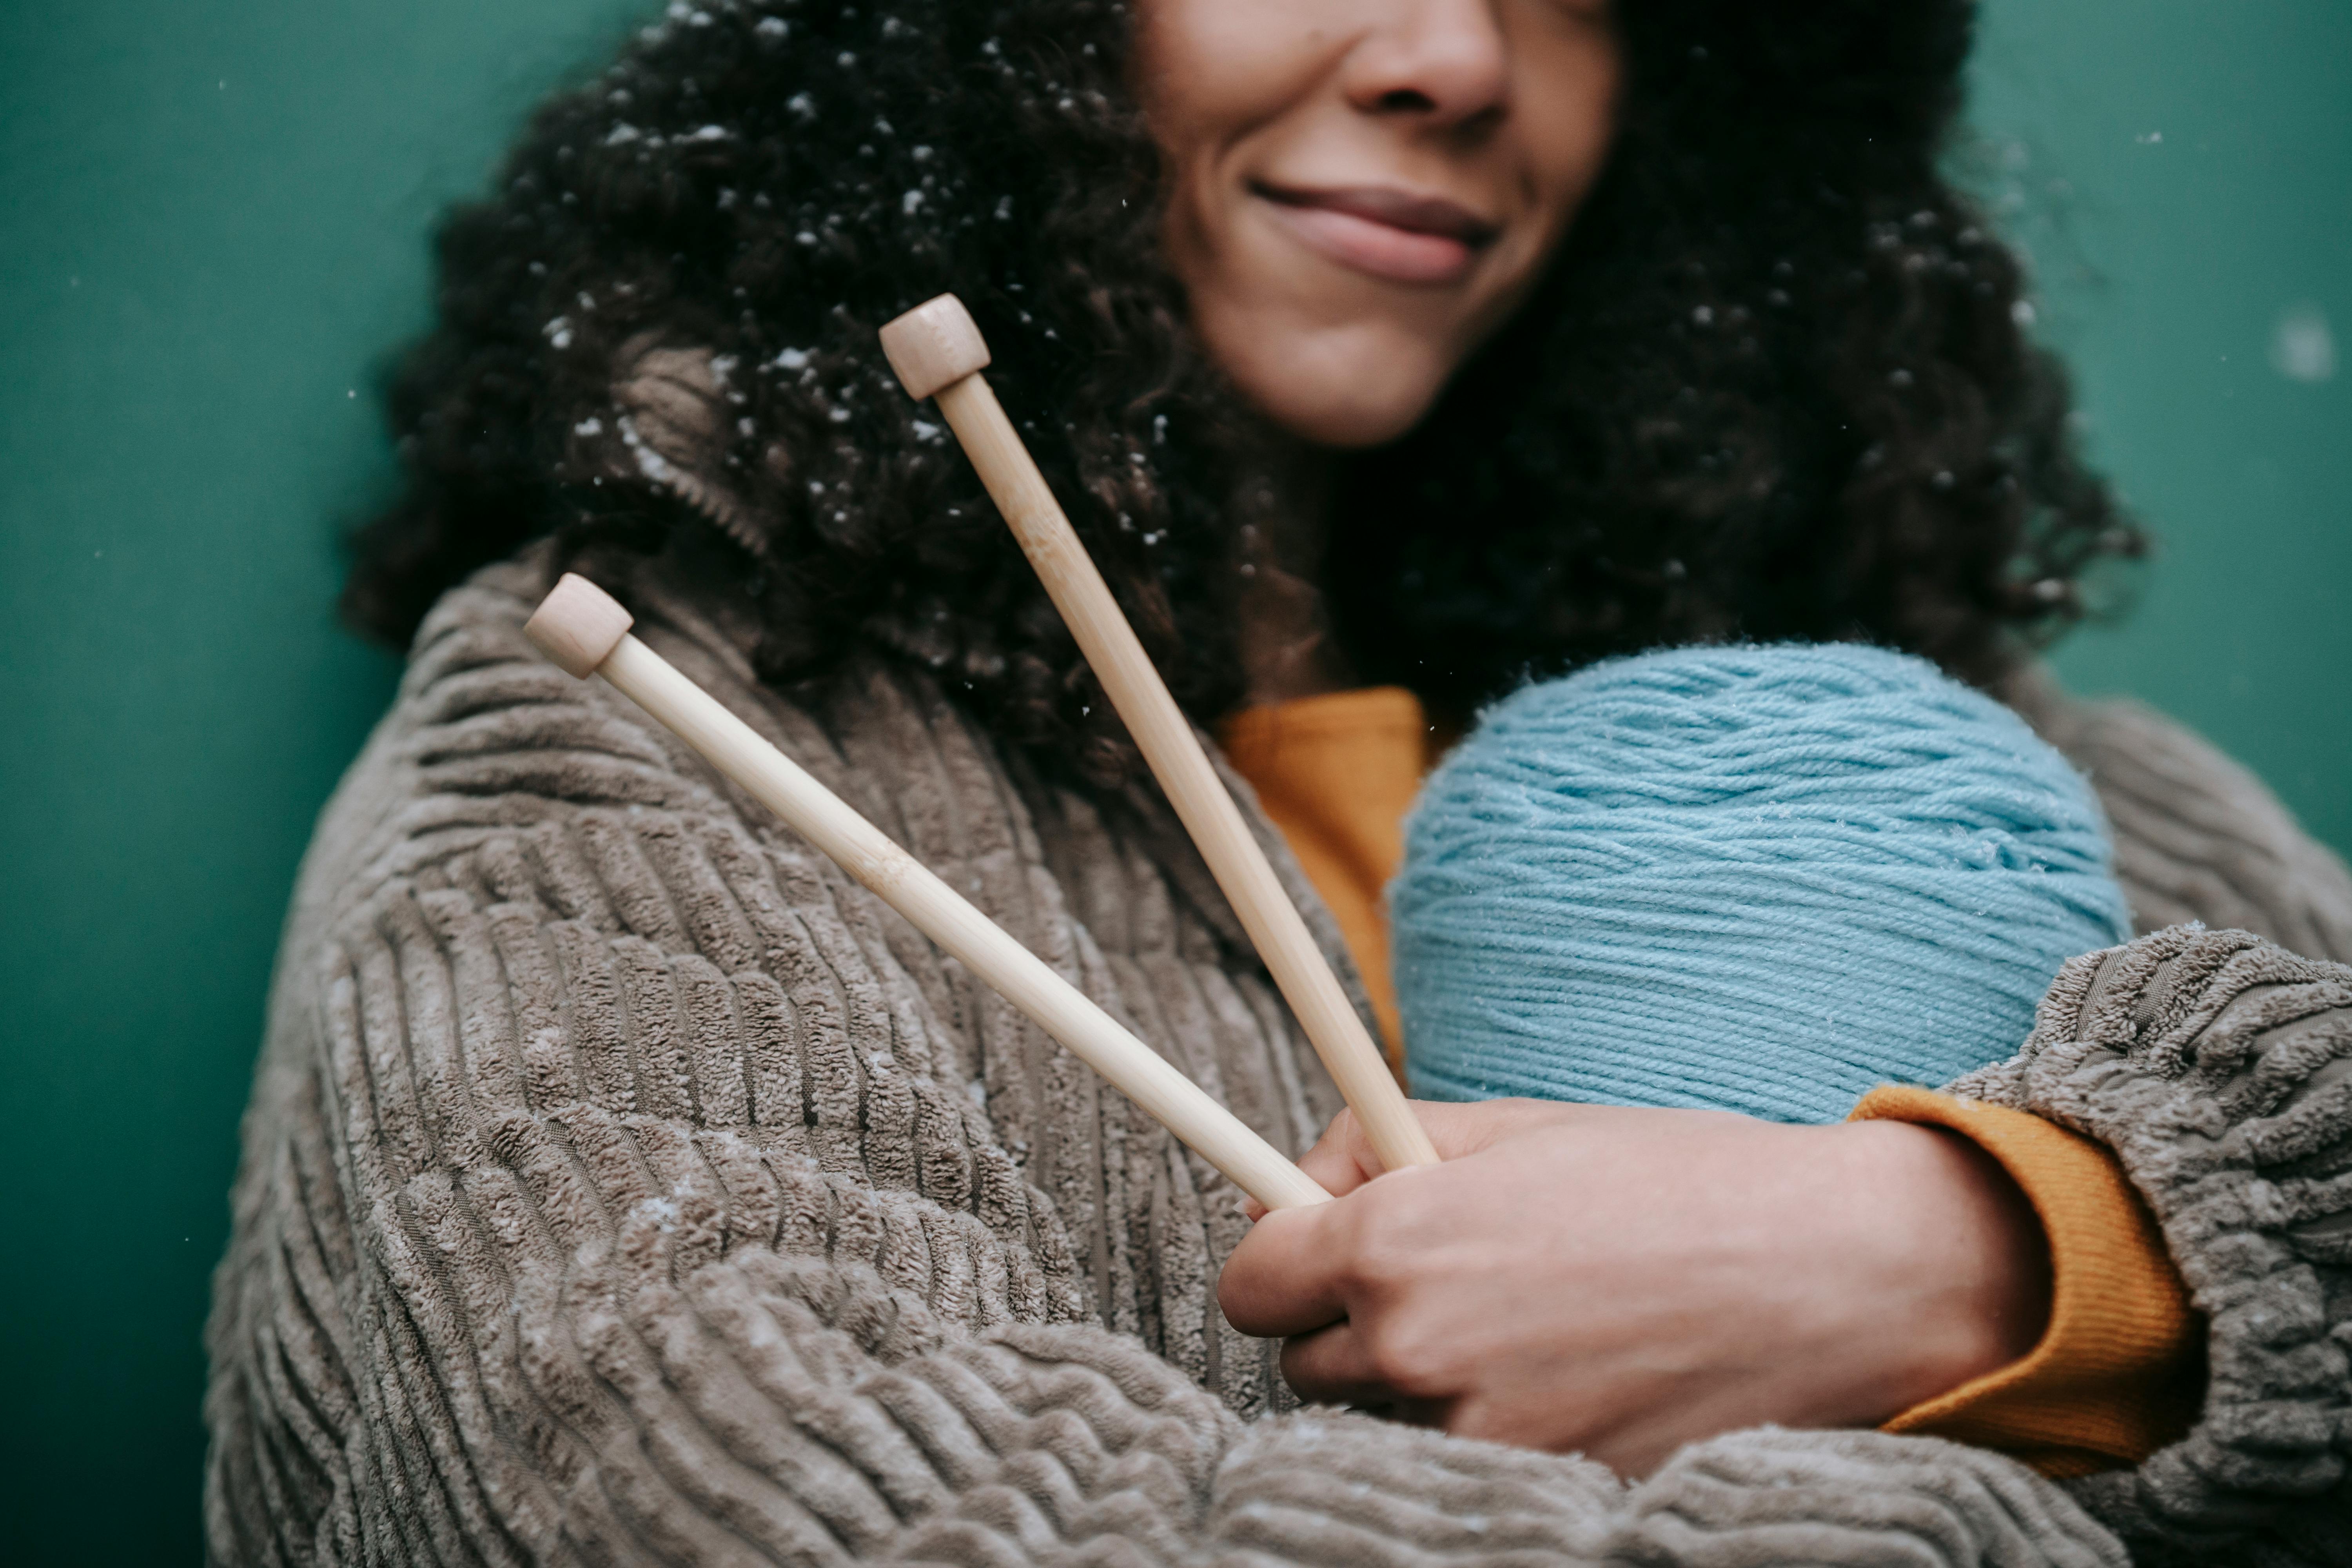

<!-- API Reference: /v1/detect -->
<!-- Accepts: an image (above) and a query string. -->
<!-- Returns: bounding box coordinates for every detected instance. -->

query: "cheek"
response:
[1137,3,1266,279]
[1137,0,1335,160]
[1141,4,1351,336]
[1512,33,1624,241]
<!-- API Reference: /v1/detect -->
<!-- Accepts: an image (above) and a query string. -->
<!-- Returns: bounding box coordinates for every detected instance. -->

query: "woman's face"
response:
[1140,0,1621,448]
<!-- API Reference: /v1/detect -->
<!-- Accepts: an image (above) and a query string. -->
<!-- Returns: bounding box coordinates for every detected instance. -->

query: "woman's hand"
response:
[1219,1099,2052,1476]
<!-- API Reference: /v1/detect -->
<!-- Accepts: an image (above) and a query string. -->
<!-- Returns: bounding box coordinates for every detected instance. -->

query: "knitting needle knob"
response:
[881,294,1440,1174]
[524,572,1331,1211]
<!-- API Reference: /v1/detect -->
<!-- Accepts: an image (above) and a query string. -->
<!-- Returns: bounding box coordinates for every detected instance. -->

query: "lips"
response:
[1252,182,1499,285]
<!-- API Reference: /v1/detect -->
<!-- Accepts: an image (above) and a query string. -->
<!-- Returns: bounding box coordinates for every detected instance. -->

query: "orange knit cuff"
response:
[1850,1085,2203,1479]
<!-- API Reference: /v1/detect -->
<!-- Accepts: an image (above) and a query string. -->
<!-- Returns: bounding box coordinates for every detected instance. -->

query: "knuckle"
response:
[1346,1227,1415,1293]
[1360,1314,1450,1396]
[1276,1335,1318,1388]
[1344,1185,1435,1277]
[1328,1204,1401,1291]
[1315,1108,1360,1157]
[1279,1329,1345,1401]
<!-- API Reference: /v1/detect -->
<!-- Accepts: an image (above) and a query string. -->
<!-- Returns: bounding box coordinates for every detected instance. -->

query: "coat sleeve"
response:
[1951,925,2352,1566]
[203,585,1093,1565]
[2017,679,2352,964]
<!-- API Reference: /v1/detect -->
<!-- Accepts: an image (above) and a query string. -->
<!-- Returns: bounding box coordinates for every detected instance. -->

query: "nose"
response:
[1338,0,1512,134]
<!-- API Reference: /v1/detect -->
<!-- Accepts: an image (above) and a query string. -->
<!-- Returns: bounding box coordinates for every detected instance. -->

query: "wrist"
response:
[1842,1118,2053,1418]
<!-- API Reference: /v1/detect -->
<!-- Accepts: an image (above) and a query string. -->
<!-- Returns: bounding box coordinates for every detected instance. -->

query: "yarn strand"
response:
[1392,644,2131,1122]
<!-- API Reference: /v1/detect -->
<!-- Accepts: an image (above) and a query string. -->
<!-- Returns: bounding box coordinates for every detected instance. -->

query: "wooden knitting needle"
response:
[880,294,1441,1175]
[525,572,1330,1211]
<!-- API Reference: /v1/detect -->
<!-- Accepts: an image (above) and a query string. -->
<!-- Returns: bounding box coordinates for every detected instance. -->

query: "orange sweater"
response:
[1220,686,2199,1474]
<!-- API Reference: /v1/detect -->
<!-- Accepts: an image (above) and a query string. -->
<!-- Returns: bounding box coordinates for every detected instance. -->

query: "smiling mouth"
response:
[1252,181,1499,285]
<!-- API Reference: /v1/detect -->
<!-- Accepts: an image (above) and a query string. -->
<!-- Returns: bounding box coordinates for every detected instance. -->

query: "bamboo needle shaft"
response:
[880,294,1439,1174]
[525,574,1330,1211]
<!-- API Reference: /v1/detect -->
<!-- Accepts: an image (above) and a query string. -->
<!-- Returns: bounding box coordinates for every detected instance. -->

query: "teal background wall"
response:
[0,2,648,1555]
[1971,3,2351,839]
[0,2,2342,1561]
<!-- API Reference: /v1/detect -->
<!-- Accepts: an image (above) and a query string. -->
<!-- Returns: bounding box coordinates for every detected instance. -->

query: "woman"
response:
[208,1,2352,1563]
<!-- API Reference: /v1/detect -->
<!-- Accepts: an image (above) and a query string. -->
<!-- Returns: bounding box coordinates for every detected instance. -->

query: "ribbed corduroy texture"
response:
[203,548,2352,1567]
[1394,644,2133,1122]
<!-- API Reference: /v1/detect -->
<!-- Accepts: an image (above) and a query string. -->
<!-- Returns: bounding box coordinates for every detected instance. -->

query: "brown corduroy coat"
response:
[205,552,2352,1566]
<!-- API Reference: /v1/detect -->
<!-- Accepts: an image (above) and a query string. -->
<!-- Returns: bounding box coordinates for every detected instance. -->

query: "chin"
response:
[1240,361,1447,449]
[1194,296,1459,447]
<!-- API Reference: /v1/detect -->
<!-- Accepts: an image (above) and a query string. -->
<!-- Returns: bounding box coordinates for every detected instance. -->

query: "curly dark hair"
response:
[346,0,2140,782]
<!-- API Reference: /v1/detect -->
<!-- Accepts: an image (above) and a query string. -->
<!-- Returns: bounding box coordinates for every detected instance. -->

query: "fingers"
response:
[1276,1320,1384,1406]
[1229,1098,1621,1363]
[1292,1099,1489,1195]
[1278,1325,1456,1431]
[1293,1110,1384,1196]
[1233,1100,1567,1331]
[1217,1205,1351,1338]
[1297,1099,1582,1196]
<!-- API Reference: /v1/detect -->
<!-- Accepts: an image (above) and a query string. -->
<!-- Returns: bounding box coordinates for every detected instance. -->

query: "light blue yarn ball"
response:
[1391,643,2131,1123]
